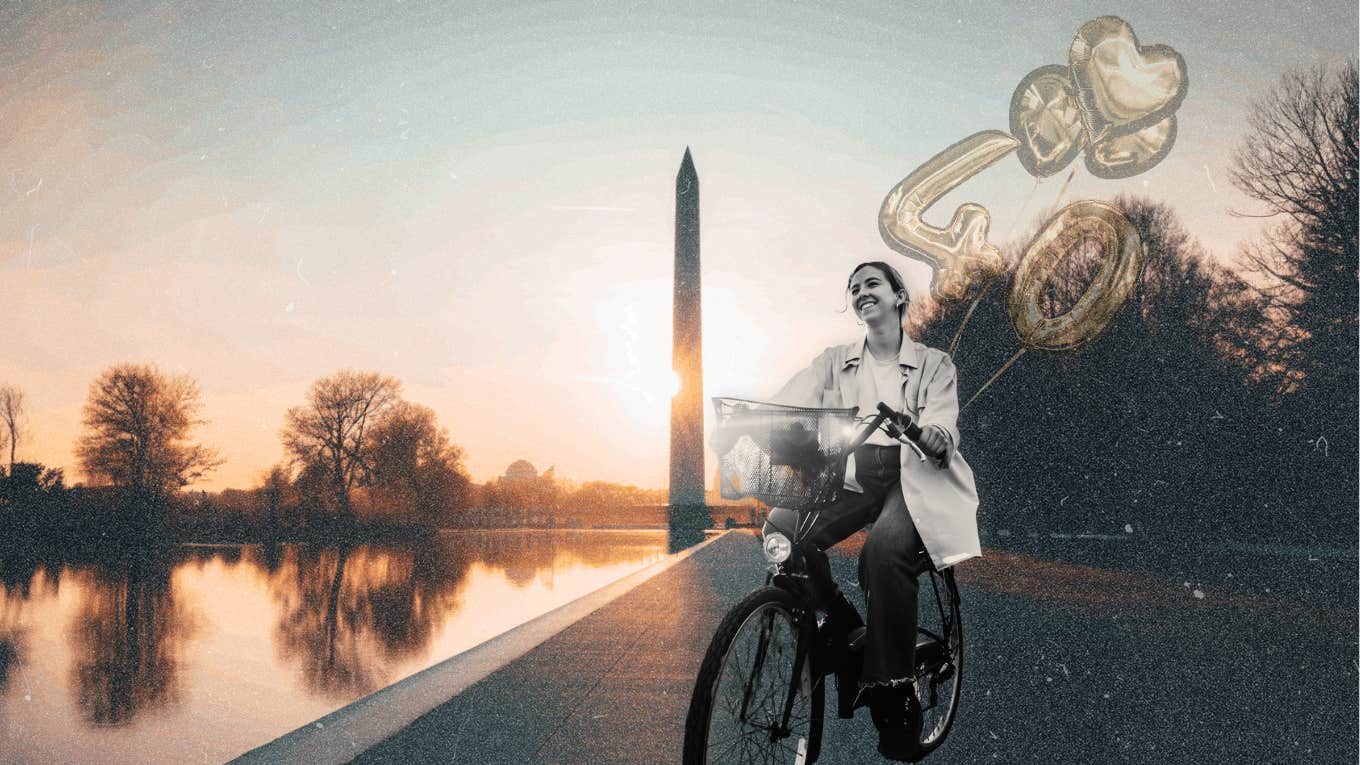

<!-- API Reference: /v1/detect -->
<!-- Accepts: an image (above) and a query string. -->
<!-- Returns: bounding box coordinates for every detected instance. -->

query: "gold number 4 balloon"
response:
[878,131,1019,303]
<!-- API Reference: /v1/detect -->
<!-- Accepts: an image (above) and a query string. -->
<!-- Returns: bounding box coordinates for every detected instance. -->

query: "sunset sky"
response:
[2,1,1355,491]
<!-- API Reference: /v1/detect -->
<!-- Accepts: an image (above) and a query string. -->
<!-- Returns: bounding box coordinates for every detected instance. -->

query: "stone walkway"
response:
[351,530,766,764]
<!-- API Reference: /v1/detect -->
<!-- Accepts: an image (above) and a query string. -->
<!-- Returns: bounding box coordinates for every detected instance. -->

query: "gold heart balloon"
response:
[1085,115,1177,179]
[1069,16,1188,145]
[1010,64,1087,177]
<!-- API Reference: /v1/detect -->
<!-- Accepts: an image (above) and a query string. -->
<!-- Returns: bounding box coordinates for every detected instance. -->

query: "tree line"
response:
[0,367,476,540]
[0,367,680,541]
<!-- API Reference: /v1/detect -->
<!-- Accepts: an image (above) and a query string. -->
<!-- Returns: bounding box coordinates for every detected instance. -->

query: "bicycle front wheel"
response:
[683,586,825,765]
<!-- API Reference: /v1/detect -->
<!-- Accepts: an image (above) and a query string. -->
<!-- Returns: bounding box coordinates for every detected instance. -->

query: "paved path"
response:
[352,531,765,764]
[351,530,1356,764]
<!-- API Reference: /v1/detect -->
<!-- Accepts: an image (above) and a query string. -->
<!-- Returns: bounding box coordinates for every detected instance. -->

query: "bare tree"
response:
[1230,59,1358,398]
[0,385,23,474]
[75,364,222,498]
[368,401,471,519]
[281,371,400,517]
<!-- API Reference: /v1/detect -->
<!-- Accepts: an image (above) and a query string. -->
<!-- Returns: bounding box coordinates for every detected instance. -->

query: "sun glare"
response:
[587,288,676,432]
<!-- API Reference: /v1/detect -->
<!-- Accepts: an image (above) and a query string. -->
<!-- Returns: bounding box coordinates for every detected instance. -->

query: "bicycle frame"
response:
[691,401,963,764]
[744,410,889,739]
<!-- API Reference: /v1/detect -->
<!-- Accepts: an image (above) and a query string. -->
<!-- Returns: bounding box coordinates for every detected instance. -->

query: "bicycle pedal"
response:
[914,641,943,664]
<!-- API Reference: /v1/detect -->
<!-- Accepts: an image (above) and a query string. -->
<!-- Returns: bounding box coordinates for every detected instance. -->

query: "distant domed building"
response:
[503,460,538,481]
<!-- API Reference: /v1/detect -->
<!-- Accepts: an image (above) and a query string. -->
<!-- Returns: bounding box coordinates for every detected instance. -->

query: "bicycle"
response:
[683,398,964,764]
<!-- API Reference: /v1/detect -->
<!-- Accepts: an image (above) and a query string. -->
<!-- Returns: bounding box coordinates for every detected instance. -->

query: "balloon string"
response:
[951,175,1043,361]
[948,280,994,356]
[962,346,1027,411]
[1042,167,1077,220]
[1002,177,1042,242]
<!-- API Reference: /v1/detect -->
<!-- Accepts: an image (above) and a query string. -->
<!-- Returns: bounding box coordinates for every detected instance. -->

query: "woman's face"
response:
[848,266,904,324]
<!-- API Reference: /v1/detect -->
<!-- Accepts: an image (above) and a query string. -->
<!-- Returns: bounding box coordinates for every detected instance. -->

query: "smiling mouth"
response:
[857,299,877,311]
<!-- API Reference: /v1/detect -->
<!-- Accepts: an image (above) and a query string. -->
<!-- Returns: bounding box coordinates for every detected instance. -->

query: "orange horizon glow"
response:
[3,2,1354,493]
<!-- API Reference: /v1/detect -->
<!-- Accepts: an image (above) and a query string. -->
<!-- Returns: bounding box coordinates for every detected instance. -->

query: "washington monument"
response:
[669,148,706,527]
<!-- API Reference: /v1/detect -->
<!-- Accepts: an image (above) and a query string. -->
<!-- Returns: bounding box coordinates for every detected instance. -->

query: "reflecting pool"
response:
[0,529,669,764]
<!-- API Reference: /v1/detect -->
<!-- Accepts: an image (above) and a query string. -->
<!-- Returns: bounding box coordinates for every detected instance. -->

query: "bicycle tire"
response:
[683,586,825,765]
[914,568,963,755]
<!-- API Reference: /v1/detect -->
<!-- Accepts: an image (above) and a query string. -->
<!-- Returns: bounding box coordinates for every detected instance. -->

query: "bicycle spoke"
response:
[930,571,947,626]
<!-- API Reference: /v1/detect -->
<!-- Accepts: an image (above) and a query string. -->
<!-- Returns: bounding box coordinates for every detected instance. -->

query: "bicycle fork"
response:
[737,612,775,726]
[736,606,812,741]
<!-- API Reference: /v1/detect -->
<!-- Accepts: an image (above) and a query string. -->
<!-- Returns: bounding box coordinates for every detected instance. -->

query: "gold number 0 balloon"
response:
[1007,200,1144,351]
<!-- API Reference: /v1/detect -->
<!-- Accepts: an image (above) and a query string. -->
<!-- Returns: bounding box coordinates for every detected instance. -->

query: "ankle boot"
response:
[872,684,924,762]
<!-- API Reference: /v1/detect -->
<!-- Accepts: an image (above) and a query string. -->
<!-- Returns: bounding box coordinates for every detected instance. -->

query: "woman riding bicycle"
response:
[769,261,980,762]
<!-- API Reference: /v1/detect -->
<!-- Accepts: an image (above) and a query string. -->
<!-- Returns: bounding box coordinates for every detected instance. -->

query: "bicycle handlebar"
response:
[875,402,950,468]
[843,409,891,453]
[707,399,950,473]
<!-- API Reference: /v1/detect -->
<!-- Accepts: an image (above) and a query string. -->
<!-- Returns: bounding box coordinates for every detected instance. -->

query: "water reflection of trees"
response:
[263,531,665,700]
[0,548,61,600]
[0,548,63,695]
[0,546,201,727]
[0,631,20,693]
[0,590,25,695]
[65,552,196,726]
[0,532,664,716]
[267,544,470,699]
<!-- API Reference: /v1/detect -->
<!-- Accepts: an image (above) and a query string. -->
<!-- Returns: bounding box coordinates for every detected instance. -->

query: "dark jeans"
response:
[807,444,928,686]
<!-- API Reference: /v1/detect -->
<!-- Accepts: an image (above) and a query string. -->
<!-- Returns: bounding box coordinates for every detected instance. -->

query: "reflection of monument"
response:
[669,148,709,548]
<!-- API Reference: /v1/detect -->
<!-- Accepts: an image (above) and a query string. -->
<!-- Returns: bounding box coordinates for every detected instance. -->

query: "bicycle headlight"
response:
[762,532,792,563]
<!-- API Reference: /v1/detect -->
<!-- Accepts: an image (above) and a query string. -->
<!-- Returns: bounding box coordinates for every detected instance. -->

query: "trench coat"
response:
[772,337,982,569]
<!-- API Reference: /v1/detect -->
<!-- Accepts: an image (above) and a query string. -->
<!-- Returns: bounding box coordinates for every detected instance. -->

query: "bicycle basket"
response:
[711,397,859,510]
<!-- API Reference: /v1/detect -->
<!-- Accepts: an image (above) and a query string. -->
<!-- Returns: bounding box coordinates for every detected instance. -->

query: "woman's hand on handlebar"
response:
[874,402,950,466]
[917,424,950,457]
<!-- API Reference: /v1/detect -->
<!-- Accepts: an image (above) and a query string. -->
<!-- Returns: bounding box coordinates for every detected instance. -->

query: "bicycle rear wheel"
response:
[914,567,963,755]
[683,586,825,765]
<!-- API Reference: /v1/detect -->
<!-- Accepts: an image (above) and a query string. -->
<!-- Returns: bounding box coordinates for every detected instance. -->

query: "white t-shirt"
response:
[857,350,904,446]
